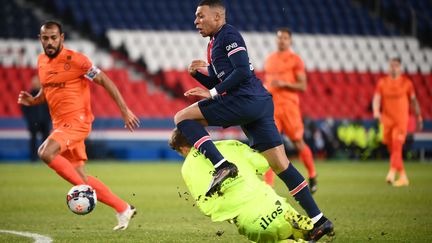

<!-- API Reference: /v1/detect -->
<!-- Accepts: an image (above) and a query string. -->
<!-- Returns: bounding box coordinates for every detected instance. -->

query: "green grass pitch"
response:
[0,160,431,242]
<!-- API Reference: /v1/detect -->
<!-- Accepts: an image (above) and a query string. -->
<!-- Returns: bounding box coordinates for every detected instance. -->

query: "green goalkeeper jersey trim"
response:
[181,140,272,222]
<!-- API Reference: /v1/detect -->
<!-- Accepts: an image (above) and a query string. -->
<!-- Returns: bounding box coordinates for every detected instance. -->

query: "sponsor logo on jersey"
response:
[217,71,225,79]
[259,200,284,230]
[42,82,65,88]
[225,42,238,51]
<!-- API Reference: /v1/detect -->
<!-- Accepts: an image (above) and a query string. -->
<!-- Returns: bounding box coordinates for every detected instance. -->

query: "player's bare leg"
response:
[38,139,86,184]
[39,139,136,230]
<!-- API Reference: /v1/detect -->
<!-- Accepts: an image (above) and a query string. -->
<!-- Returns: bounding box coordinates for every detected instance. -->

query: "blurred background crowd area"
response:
[0,0,431,161]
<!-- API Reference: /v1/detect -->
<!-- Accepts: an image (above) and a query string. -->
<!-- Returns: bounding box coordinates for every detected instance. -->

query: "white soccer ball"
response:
[66,185,97,215]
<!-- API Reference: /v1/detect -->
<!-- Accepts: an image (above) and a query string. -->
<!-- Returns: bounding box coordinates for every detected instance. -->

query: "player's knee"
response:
[294,140,305,150]
[38,146,55,163]
[174,110,187,125]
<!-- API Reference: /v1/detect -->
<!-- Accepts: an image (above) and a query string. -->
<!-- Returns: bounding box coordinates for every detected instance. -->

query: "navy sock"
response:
[177,120,225,167]
[278,163,321,218]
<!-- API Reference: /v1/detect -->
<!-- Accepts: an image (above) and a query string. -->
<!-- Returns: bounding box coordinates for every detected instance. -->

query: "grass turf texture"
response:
[0,161,431,242]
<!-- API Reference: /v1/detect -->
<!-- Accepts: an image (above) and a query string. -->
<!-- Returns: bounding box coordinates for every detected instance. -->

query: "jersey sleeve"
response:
[374,79,383,95]
[211,32,251,96]
[407,78,416,97]
[294,55,306,75]
[223,32,247,58]
[74,52,101,81]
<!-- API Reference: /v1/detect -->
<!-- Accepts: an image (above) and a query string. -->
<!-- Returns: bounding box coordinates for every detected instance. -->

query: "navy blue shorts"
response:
[199,95,282,152]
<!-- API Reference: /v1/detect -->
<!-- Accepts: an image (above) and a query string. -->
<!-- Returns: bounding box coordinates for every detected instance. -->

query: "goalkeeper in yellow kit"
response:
[169,129,316,242]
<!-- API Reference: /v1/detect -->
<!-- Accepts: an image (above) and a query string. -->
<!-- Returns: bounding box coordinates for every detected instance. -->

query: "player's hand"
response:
[121,108,140,132]
[184,87,211,99]
[271,80,285,88]
[373,111,381,120]
[17,91,35,106]
[188,60,208,76]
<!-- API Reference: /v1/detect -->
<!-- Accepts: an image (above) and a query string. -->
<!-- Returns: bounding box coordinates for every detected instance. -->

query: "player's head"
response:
[169,128,192,157]
[39,20,64,58]
[389,57,402,77]
[195,0,226,37]
[276,27,292,51]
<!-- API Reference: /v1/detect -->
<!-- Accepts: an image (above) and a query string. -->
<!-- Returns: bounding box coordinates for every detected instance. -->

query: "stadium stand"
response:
[357,0,432,46]
[1,0,431,160]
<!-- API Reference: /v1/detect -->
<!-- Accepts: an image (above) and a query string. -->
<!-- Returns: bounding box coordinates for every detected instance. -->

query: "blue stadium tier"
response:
[360,0,432,45]
[0,0,40,38]
[48,0,399,36]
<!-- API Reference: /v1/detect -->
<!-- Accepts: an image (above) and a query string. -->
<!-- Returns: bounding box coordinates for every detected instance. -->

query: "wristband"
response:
[209,88,218,98]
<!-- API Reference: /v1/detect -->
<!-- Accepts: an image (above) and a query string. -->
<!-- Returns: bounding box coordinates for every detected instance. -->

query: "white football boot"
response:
[113,205,137,231]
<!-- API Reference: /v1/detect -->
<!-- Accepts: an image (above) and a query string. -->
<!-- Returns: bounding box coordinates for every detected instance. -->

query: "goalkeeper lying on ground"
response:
[169,128,313,242]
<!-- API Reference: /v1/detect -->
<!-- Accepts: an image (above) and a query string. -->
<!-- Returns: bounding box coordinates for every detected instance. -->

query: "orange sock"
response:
[390,140,404,172]
[87,176,128,213]
[299,145,316,178]
[48,155,85,185]
[264,168,274,186]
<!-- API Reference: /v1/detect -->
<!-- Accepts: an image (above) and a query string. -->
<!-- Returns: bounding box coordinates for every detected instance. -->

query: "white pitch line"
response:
[0,230,53,243]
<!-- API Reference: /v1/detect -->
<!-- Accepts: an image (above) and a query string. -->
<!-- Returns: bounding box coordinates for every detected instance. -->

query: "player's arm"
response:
[189,60,219,89]
[273,73,307,92]
[18,87,46,106]
[410,95,423,131]
[208,49,251,98]
[93,72,140,131]
[372,93,381,119]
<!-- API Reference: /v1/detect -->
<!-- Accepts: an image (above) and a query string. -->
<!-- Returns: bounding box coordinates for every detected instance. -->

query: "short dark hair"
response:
[198,0,225,9]
[277,27,292,36]
[168,128,191,153]
[41,20,63,34]
[390,57,401,64]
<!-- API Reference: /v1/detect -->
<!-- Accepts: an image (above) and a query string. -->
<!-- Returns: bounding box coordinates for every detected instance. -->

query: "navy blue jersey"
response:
[207,24,270,97]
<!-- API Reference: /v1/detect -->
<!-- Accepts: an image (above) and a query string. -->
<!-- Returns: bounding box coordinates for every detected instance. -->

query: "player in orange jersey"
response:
[17,21,140,230]
[373,57,423,187]
[263,28,317,193]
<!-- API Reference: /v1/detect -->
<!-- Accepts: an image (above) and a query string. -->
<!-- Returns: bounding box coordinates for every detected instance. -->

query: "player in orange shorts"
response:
[263,28,317,192]
[18,21,140,230]
[373,57,423,187]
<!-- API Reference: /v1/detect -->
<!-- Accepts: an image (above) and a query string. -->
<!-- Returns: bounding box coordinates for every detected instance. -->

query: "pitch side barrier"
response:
[0,118,431,161]
[0,118,246,161]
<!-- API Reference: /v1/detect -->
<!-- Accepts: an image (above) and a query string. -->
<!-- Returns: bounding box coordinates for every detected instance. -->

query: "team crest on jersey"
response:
[225,42,238,51]
[64,63,71,70]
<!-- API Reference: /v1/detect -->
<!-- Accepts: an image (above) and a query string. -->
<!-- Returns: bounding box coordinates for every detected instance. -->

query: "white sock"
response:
[214,159,227,168]
[311,212,323,224]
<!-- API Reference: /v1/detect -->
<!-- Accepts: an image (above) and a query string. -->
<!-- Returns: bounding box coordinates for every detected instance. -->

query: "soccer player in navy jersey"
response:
[174,0,334,240]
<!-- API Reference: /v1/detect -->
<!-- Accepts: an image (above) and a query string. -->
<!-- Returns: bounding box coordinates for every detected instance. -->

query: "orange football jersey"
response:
[375,75,415,126]
[37,47,98,127]
[264,49,305,105]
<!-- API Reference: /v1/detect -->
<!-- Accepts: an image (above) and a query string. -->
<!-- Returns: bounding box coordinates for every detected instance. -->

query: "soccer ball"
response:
[66,185,97,215]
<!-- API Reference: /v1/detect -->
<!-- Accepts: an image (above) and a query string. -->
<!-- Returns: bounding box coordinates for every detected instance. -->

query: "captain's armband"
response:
[84,65,101,81]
